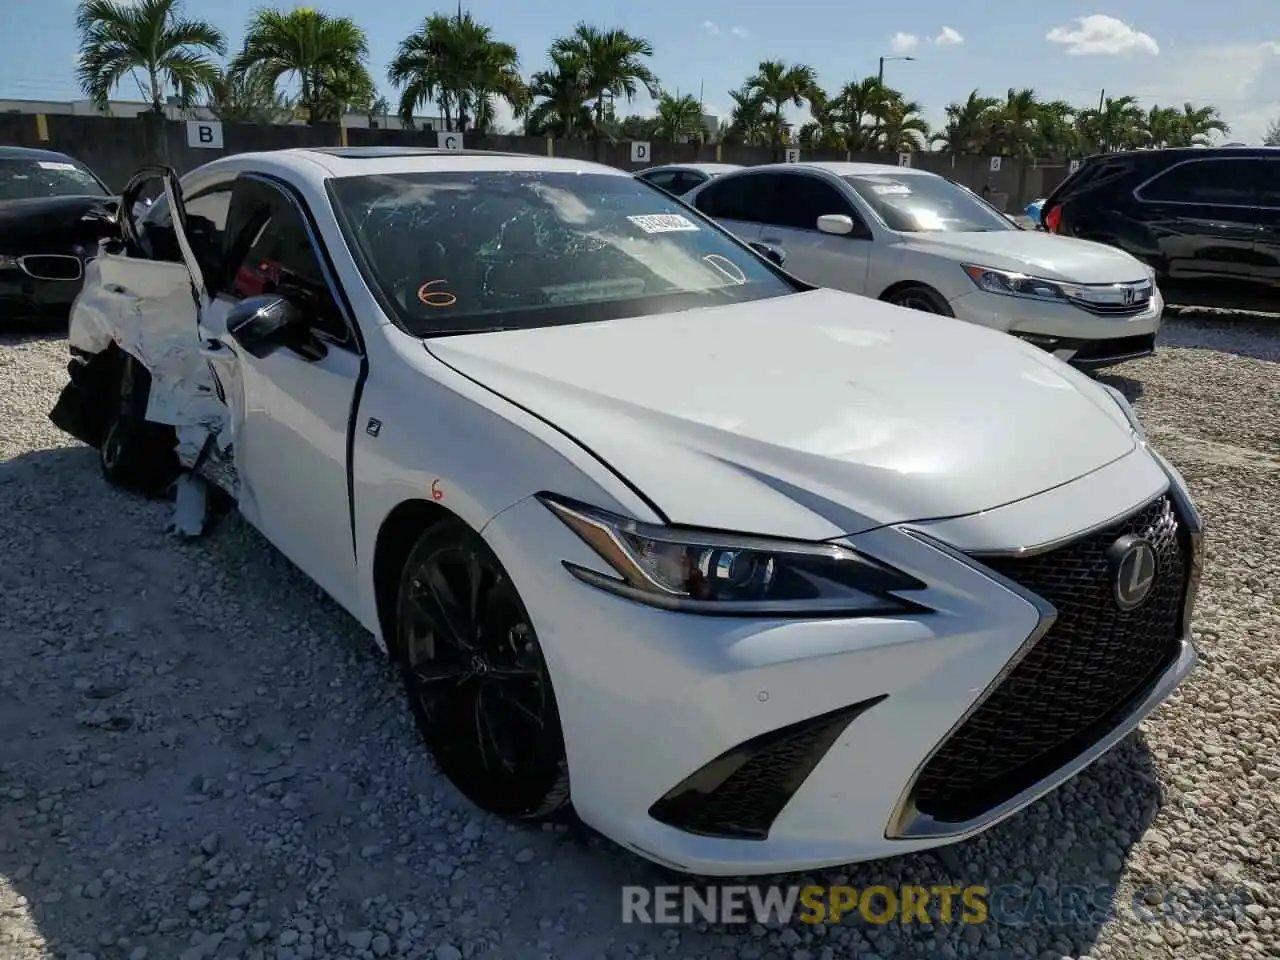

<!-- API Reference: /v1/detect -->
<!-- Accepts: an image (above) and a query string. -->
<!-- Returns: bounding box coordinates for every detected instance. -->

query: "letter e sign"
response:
[186,120,224,150]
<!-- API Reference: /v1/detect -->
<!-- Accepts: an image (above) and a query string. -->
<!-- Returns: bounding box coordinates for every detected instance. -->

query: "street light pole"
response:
[878,55,916,83]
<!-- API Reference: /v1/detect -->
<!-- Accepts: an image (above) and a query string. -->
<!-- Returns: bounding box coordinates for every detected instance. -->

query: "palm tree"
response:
[1076,95,1145,152]
[230,8,372,125]
[525,50,591,137]
[75,0,225,114]
[654,92,703,142]
[207,65,293,123]
[828,77,895,151]
[388,11,525,134]
[987,88,1044,158]
[930,90,1000,153]
[1166,103,1229,146]
[724,83,771,146]
[874,96,929,152]
[550,24,660,151]
[746,60,818,147]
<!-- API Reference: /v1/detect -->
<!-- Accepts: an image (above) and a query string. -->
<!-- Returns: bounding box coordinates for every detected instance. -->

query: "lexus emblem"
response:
[1107,535,1158,611]
[1122,286,1135,305]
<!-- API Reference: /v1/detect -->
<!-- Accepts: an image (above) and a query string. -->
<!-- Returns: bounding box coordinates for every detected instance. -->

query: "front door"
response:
[756,171,874,293]
[1133,156,1270,310]
[172,173,365,613]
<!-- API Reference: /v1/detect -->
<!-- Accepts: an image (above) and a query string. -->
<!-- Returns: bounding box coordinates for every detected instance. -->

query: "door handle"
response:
[104,283,132,295]
[198,339,228,361]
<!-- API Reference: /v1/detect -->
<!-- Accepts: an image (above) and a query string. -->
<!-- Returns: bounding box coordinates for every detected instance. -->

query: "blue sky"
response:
[7,0,1280,142]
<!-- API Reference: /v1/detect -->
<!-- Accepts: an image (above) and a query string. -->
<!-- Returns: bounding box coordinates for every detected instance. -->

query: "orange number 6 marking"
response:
[418,279,457,308]
[431,478,443,501]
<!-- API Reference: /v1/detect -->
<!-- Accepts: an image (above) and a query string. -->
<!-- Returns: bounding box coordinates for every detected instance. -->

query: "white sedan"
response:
[686,162,1164,370]
[51,147,1202,877]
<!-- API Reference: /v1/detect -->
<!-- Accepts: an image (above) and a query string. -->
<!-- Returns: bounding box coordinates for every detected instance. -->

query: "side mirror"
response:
[225,294,325,361]
[748,240,787,267]
[817,214,855,236]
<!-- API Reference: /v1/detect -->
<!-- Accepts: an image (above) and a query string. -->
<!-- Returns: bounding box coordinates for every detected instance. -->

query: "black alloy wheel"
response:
[99,352,179,496]
[885,284,954,316]
[396,519,570,819]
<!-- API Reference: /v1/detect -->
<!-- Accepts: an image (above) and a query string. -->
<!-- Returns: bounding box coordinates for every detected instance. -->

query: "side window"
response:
[1138,159,1262,206]
[641,170,679,192]
[144,185,231,264]
[225,180,349,343]
[768,174,861,232]
[694,175,775,222]
[671,172,707,196]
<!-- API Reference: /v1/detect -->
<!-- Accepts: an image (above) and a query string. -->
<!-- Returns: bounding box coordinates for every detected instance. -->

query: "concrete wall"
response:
[0,113,1073,209]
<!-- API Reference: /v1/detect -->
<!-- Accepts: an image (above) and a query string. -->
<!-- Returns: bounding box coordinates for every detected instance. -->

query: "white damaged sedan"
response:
[50,147,1203,876]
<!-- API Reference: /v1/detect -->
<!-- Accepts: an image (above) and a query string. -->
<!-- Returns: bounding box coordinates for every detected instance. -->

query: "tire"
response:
[396,517,571,820]
[883,284,955,317]
[99,352,180,496]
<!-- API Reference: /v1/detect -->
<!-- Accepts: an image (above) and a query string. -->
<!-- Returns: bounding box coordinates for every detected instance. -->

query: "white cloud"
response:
[730,26,750,38]
[933,26,963,46]
[889,32,919,55]
[1046,15,1158,56]
[702,20,720,36]
[1138,40,1280,144]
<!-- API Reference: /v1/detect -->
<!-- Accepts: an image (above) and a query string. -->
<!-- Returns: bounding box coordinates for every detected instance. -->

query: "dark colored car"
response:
[0,146,117,324]
[1041,146,1280,313]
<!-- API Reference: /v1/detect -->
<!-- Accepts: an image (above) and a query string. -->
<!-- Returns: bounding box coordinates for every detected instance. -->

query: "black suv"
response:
[1041,147,1280,313]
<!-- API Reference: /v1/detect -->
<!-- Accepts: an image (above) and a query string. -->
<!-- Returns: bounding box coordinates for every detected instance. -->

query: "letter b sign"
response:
[186,120,224,150]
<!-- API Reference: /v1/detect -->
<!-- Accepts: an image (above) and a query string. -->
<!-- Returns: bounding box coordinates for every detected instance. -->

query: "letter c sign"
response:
[437,132,464,151]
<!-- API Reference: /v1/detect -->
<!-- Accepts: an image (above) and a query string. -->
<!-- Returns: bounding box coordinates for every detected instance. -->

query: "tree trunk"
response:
[593,97,603,161]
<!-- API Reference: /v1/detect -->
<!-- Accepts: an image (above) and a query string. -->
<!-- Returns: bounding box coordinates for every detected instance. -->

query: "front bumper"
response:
[0,266,85,323]
[948,286,1163,370]
[483,455,1202,876]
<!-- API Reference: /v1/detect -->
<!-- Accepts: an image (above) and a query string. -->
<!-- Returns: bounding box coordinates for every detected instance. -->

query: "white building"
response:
[0,97,443,131]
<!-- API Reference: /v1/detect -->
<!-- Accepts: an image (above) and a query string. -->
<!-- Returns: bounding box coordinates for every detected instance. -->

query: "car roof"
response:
[637,163,743,175]
[790,161,939,178]
[208,147,634,182]
[0,145,84,164]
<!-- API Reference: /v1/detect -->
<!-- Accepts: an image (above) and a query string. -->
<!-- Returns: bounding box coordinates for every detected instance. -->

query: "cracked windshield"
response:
[329,171,794,334]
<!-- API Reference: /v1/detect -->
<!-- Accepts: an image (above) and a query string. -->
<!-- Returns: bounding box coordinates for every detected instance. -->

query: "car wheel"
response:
[99,352,179,496]
[396,518,571,820]
[884,284,954,317]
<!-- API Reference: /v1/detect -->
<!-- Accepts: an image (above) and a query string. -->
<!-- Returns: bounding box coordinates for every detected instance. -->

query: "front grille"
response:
[649,696,886,840]
[1073,333,1157,361]
[19,254,83,281]
[911,496,1188,824]
[1066,296,1151,318]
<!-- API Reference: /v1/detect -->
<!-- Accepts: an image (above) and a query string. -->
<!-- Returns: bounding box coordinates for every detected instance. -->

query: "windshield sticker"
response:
[541,278,648,304]
[37,161,78,171]
[417,279,457,307]
[627,214,700,234]
[870,183,912,196]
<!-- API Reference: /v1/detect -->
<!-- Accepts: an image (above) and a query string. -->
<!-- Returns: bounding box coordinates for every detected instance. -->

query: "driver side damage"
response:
[48,165,241,538]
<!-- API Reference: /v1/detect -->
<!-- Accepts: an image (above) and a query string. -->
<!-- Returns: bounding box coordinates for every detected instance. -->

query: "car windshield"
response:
[843,173,1014,233]
[328,170,796,335]
[0,158,108,201]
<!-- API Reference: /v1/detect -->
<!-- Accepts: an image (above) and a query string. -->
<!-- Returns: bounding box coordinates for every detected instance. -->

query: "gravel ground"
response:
[1,317,1278,960]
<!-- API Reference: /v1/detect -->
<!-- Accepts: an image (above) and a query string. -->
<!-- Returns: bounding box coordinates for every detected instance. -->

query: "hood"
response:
[427,289,1137,542]
[902,230,1148,284]
[0,194,118,254]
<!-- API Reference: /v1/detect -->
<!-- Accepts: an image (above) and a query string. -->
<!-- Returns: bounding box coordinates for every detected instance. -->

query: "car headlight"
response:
[1099,383,1147,442]
[962,263,1079,302]
[538,494,928,617]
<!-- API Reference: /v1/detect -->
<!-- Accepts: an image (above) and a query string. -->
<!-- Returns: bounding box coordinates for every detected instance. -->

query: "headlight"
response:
[538,494,928,617]
[1099,383,1147,442]
[0,254,18,270]
[962,263,1077,302]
